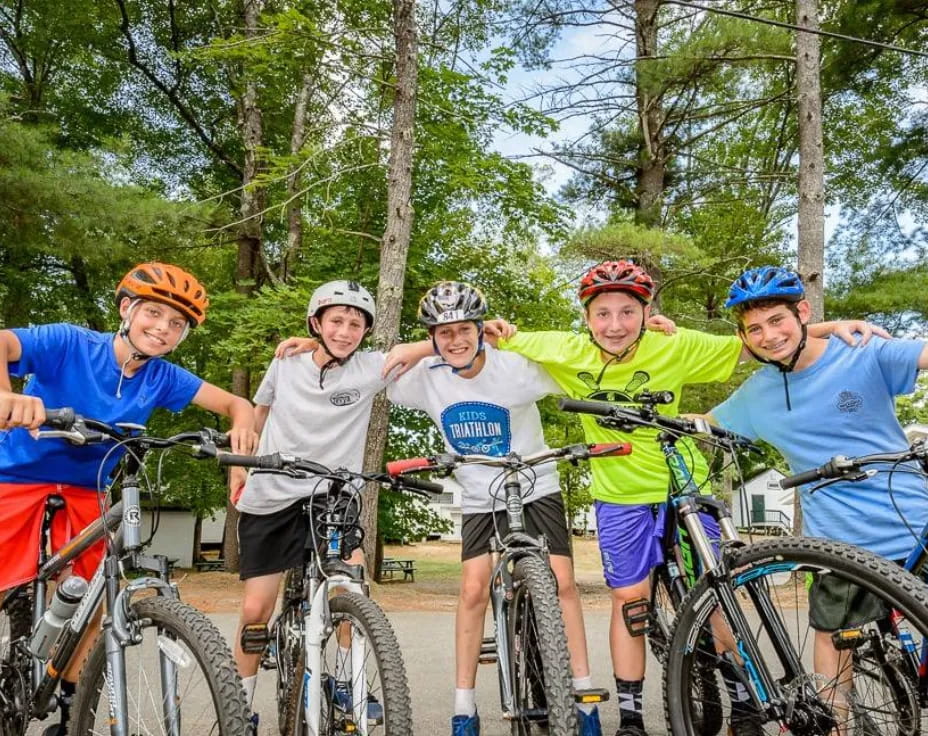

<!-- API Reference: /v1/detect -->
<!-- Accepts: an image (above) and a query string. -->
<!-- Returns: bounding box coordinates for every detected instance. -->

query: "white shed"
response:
[730,468,793,534]
[427,476,463,541]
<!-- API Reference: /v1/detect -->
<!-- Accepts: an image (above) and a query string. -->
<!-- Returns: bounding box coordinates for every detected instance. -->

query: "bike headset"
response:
[114,262,209,398]
[725,266,807,411]
[417,281,489,373]
[578,260,656,386]
[306,280,376,388]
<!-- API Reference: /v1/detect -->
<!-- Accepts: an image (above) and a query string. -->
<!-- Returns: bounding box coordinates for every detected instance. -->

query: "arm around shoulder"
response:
[919,343,928,371]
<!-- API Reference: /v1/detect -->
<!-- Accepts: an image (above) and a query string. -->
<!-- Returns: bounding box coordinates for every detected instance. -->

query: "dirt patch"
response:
[171,538,614,613]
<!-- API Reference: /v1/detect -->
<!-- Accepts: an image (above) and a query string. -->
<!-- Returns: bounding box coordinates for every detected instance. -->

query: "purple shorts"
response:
[594,501,721,589]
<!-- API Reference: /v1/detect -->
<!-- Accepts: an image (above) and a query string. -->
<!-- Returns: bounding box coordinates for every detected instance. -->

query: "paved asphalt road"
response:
[222,610,668,736]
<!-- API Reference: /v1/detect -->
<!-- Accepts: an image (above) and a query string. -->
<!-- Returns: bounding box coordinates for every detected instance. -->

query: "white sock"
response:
[242,674,257,710]
[573,675,595,715]
[454,688,477,717]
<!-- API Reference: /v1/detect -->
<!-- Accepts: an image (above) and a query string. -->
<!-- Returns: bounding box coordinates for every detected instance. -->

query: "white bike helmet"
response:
[307,280,376,334]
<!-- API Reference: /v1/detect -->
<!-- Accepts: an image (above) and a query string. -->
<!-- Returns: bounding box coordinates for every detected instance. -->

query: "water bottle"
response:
[29,576,88,660]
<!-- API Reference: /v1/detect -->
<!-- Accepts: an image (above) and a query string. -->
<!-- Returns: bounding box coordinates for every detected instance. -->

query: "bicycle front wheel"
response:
[508,556,576,736]
[664,538,928,736]
[69,595,249,735]
[284,592,411,735]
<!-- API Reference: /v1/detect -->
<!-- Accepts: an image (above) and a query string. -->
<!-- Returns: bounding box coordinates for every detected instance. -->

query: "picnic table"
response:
[380,557,416,582]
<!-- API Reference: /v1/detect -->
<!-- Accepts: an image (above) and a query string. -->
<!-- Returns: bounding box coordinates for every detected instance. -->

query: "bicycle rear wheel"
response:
[664,538,928,736]
[508,555,576,736]
[284,592,411,735]
[0,589,32,736]
[69,595,248,735]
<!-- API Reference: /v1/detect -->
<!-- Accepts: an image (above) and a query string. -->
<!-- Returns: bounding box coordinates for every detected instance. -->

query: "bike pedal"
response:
[575,687,610,704]
[622,597,652,637]
[831,627,867,651]
[240,623,271,655]
[479,636,497,664]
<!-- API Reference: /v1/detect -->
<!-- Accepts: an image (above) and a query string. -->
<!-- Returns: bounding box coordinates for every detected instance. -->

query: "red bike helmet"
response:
[578,260,655,306]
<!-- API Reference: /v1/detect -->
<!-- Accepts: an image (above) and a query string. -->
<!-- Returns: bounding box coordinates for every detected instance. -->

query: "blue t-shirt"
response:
[0,324,203,489]
[712,336,926,560]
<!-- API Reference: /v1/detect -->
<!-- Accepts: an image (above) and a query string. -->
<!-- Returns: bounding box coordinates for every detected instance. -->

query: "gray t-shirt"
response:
[235,350,387,514]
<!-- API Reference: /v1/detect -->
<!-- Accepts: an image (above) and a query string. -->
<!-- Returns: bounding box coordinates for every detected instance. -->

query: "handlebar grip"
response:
[558,398,616,417]
[43,408,76,430]
[589,443,633,457]
[386,457,433,475]
[397,475,445,494]
[779,467,824,490]
[217,453,284,470]
[211,431,231,450]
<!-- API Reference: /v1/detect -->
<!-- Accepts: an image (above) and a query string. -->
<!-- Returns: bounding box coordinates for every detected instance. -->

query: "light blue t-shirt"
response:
[0,324,203,488]
[712,336,926,560]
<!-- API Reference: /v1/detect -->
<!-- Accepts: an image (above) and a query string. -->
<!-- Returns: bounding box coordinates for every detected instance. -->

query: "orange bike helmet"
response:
[115,263,209,326]
[578,260,655,306]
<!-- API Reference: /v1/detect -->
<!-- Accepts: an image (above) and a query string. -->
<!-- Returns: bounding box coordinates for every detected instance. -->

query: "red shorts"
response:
[0,483,107,590]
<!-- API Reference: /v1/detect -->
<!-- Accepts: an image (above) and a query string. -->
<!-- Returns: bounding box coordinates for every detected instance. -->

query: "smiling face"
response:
[432,320,481,370]
[584,290,650,357]
[738,300,811,362]
[311,305,369,360]
[120,298,188,356]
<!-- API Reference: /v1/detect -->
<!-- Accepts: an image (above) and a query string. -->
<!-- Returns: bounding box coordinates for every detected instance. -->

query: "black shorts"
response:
[238,501,308,580]
[461,493,571,561]
[807,559,903,632]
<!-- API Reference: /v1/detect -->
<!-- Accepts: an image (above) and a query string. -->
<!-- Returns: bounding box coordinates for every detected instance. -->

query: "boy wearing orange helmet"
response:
[0,262,256,735]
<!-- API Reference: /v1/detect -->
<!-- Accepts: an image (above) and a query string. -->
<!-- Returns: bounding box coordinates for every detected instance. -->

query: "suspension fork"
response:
[489,544,516,716]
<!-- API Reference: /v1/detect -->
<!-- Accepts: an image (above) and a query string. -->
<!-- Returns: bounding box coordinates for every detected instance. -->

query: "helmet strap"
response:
[740,322,808,411]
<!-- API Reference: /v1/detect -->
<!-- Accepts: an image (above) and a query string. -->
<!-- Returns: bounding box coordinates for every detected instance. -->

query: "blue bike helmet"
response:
[725,266,805,309]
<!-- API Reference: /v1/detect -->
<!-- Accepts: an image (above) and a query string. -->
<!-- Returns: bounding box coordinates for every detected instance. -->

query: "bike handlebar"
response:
[558,398,759,450]
[779,444,928,490]
[386,441,633,478]
[218,452,447,495]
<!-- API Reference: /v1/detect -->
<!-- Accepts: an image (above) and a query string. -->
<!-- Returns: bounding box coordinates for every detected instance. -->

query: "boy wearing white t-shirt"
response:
[386,282,600,736]
[232,280,429,729]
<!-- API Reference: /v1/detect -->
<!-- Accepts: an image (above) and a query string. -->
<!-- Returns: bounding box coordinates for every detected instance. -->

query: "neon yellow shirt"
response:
[500,328,742,504]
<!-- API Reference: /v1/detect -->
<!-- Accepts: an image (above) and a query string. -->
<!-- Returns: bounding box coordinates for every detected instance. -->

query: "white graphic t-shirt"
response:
[388,346,562,514]
[236,350,388,514]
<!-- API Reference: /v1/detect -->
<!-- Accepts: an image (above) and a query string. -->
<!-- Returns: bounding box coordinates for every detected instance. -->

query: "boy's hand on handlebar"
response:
[275,336,317,359]
[227,425,259,455]
[646,314,677,335]
[0,390,45,431]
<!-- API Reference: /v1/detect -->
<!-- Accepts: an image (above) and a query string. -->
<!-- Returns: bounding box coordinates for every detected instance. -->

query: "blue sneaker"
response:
[330,678,384,722]
[451,712,480,736]
[578,706,603,736]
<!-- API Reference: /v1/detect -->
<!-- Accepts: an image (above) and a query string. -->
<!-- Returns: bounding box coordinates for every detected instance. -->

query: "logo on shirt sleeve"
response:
[440,402,511,455]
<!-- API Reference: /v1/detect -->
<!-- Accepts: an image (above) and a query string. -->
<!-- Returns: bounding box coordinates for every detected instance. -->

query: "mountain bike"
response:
[775,435,928,728]
[214,450,446,736]
[559,397,928,736]
[387,441,630,736]
[0,409,249,736]
[560,392,763,736]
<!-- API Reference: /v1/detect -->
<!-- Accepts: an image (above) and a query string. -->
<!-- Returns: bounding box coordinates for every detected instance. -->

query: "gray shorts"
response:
[461,493,571,561]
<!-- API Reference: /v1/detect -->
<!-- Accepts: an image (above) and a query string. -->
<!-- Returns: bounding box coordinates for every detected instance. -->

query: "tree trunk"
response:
[223,0,267,571]
[796,0,825,324]
[360,0,419,582]
[282,73,314,282]
[634,0,665,228]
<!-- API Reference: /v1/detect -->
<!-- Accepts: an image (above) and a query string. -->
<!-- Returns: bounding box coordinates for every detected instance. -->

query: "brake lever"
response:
[34,429,91,445]
[808,469,876,494]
